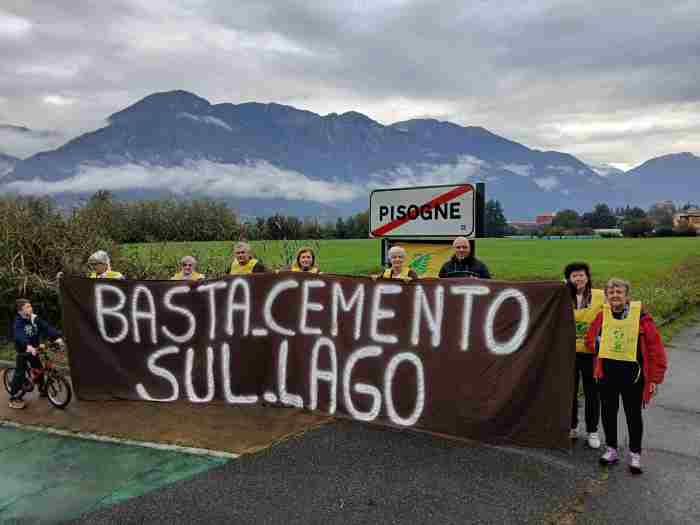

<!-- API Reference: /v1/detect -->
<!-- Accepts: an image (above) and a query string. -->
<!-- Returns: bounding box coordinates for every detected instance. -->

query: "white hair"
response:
[234,242,251,253]
[388,245,406,258]
[180,255,197,266]
[88,250,110,265]
[452,236,470,247]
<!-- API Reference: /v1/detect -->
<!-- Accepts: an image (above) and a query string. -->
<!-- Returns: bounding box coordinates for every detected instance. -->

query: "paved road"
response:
[71,319,700,524]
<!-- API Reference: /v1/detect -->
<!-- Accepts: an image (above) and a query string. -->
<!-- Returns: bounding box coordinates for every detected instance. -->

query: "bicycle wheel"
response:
[3,367,15,394]
[46,374,72,409]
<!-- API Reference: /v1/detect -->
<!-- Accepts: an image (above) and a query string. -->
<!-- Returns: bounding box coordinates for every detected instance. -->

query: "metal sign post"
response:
[371,183,485,276]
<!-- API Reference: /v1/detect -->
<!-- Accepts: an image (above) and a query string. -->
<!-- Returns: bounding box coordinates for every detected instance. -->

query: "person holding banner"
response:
[229,242,266,275]
[380,245,418,281]
[171,256,205,280]
[290,247,320,273]
[586,278,667,474]
[87,250,124,279]
[565,262,603,448]
[438,237,491,279]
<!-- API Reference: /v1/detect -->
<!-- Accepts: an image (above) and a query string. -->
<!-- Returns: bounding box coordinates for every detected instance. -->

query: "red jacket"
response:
[585,308,668,406]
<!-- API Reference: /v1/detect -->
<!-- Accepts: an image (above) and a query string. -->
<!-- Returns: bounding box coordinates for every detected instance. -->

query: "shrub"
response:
[622,219,653,238]
[674,225,698,237]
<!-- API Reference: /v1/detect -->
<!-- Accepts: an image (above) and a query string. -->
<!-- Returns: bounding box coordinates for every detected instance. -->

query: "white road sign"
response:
[369,183,476,238]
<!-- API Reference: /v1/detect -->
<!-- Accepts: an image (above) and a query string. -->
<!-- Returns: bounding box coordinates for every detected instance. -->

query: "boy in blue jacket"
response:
[8,299,64,409]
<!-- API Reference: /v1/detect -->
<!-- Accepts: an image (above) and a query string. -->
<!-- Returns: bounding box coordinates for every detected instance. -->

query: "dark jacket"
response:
[13,314,61,353]
[438,256,491,279]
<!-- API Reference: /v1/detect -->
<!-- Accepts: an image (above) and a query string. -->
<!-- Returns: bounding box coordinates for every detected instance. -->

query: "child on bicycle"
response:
[8,299,64,409]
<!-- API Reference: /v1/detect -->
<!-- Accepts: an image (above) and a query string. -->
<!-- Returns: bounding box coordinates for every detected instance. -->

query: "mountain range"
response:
[1,90,698,219]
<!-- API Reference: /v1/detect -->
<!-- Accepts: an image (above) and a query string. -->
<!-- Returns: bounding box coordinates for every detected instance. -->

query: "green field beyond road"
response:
[128,236,700,280]
[121,237,700,326]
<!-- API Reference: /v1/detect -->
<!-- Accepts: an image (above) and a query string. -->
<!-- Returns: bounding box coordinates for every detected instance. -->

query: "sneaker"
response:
[569,427,579,439]
[599,447,618,466]
[629,452,643,475]
[8,399,26,409]
[587,432,601,449]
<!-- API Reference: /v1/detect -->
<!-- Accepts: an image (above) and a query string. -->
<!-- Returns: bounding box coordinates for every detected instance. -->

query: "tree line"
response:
[548,202,698,237]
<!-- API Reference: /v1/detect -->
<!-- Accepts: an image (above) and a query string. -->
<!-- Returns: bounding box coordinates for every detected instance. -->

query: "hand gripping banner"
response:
[60,273,575,449]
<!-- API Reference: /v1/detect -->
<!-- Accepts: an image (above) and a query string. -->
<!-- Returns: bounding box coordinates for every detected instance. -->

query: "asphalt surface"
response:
[54,316,700,523]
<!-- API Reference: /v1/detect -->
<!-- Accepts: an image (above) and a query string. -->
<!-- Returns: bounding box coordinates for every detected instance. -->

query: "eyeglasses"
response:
[182,264,194,267]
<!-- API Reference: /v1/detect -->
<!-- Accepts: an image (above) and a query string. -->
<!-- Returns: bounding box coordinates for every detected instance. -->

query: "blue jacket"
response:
[14,314,61,353]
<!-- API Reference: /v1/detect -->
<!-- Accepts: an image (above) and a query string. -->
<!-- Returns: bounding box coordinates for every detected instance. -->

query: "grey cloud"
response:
[0,1,699,164]
[2,160,364,203]
[501,164,533,177]
[533,176,560,191]
[0,126,67,158]
[370,155,487,188]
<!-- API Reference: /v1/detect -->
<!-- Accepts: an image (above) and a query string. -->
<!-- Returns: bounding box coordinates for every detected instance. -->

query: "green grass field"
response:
[1,237,699,362]
[122,237,700,325]
[127,236,700,282]
[125,237,700,318]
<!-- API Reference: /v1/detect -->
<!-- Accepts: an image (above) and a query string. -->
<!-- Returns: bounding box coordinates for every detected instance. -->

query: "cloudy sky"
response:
[1,0,699,169]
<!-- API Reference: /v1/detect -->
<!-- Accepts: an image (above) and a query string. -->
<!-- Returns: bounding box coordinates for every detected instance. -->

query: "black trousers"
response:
[9,352,41,399]
[599,375,644,453]
[571,353,600,433]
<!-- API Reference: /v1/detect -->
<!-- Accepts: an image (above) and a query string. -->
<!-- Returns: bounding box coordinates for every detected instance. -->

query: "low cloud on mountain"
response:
[2,160,363,204]
[0,126,66,158]
[370,155,488,188]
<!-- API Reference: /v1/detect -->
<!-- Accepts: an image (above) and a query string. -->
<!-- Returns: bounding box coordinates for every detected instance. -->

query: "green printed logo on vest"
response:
[575,320,588,339]
[611,328,625,353]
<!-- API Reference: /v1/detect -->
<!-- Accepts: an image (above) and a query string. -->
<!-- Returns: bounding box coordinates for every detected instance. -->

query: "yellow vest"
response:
[598,302,641,362]
[382,267,411,280]
[171,271,204,281]
[574,289,605,353]
[89,270,124,279]
[291,265,319,273]
[230,258,258,275]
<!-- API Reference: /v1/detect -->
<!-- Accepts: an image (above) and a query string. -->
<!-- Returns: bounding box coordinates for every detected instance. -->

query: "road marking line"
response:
[0,419,239,459]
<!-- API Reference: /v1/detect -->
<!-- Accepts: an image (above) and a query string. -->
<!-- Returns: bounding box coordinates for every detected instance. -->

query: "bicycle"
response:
[3,340,72,409]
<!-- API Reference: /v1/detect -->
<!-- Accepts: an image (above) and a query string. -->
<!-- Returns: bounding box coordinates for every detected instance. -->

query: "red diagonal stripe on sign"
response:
[372,184,473,237]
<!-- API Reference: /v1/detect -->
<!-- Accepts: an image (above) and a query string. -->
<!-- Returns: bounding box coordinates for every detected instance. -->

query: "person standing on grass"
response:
[379,245,418,281]
[565,262,604,448]
[87,250,124,279]
[229,242,266,275]
[8,299,64,409]
[290,247,320,273]
[586,278,668,474]
[172,256,205,280]
[438,237,491,279]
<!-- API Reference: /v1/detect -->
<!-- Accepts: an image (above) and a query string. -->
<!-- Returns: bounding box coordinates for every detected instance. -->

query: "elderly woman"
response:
[565,262,604,449]
[380,245,418,280]
[172,256,205,280]
[229,241,266,275]
[290,246,319,273]
[87,250,124,279]
[586,278,668,474]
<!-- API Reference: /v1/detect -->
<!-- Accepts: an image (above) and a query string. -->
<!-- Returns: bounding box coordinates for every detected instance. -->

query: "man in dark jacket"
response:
[438,237,491,279]
[9,299,63,409]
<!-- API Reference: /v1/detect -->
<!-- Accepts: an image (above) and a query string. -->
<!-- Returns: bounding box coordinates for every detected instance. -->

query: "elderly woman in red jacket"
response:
[585,277,667,474]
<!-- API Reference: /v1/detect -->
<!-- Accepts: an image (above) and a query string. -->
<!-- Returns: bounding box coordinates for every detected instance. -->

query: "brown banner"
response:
[60,273,575,449]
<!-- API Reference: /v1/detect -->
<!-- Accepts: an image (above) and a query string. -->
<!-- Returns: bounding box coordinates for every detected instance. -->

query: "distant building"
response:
[673,208,700,231]
[535,212,555,225]
[652,200,676,213]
